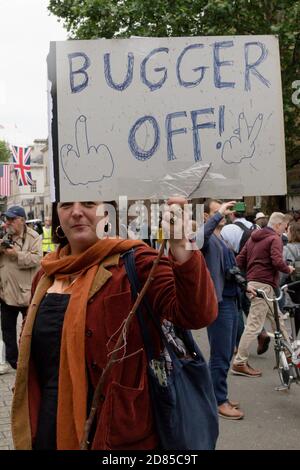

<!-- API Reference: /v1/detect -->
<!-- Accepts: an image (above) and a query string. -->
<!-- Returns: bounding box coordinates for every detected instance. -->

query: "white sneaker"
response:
[0,362,12,375]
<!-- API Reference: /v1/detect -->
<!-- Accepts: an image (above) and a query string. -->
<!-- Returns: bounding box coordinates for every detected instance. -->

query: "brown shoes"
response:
[257,330,271,355]
[218,402,244,420]
[231,362,262,377]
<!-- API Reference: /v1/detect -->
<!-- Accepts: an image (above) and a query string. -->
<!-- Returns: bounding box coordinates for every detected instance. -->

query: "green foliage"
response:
[48,0,300,168]
[0,140,10,163]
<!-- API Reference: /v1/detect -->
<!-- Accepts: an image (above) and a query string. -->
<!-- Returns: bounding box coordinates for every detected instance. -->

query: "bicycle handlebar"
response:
[255,280,300,303]
[255,289,283,302]
[281,280,300,290]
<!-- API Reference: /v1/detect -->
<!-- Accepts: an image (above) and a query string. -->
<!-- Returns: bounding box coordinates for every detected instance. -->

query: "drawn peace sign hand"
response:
[221,113,263,164]
[60,115,114,185]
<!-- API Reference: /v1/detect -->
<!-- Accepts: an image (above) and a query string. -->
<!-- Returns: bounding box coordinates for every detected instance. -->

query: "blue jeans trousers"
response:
[207,297,238,406]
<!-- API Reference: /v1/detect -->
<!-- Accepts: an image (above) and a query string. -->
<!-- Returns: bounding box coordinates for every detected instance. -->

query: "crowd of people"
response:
[200,202,300,420]
[0,200,299,448]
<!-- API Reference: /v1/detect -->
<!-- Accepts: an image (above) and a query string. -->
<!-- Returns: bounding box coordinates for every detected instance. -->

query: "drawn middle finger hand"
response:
[75,115,89,156]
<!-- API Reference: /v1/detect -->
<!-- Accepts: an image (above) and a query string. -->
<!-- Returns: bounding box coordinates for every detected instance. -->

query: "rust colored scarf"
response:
[41,238,144,449]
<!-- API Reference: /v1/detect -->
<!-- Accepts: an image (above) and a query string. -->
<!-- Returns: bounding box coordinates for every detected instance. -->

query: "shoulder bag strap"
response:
[122,249,181,366]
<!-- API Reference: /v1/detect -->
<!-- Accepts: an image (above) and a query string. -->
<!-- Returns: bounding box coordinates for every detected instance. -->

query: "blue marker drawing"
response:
[176,44,208,88]
[60,115,114,185]
[165,111,187,161]
[213,41,235,89]
[128,115,160,161]
[104,52,134,91]
[244,42,270,91]
[221,112,263,164]
[140,48,169,91]
[191,108,216,162]
[68,52,91,94]
[218,105,225,136]
[216,105,225,148]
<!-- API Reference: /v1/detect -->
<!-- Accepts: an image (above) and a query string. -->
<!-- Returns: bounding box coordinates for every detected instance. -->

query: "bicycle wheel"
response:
[275,350,291,388]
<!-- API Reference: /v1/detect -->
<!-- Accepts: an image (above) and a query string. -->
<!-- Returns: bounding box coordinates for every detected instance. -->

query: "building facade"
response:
[6,139,49,220]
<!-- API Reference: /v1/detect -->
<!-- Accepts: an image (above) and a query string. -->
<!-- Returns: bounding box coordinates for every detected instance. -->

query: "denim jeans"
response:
[207,297,238,406]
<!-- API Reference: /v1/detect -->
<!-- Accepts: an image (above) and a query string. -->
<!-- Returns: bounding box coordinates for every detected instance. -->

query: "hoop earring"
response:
[55,225,66,239]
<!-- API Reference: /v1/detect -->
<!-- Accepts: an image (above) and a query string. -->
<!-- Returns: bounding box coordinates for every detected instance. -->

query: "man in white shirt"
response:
[221,201,270,356]
[221,201,254,254]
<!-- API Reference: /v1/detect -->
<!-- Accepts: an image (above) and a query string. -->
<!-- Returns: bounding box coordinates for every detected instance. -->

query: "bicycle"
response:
[256,280,300,391]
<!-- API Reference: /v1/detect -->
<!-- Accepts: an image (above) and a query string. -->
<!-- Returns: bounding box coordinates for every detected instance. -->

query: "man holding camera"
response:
[0,206,42,374]
[200,199,256,420]
[221,204,271,355]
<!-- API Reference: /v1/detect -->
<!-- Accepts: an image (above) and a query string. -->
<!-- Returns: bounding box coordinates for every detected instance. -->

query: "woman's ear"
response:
[204,212,209,222]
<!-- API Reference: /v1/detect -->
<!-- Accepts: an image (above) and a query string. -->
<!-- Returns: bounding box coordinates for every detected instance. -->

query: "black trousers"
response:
[0,300,26,368]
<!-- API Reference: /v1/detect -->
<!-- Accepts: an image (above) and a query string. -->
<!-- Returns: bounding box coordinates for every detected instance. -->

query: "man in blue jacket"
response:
[198,199,256,420]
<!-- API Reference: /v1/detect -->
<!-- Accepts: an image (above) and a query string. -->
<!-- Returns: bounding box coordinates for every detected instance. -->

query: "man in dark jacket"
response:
[199,199,256,420]
[232,212,295,377]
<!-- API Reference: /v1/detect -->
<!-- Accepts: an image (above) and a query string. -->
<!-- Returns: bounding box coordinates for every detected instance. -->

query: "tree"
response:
[0,140,11,163]
[48,0,300,168]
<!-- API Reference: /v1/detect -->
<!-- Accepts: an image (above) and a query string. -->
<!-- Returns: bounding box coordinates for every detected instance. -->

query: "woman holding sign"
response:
[11,198,218,450]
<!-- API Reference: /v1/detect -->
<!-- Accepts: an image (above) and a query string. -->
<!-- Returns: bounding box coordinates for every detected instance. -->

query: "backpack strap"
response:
[234,221,254,253]
[234,221,253,232]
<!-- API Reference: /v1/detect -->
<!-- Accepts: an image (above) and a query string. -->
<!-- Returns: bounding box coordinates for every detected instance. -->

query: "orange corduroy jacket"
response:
[12,246,217,450]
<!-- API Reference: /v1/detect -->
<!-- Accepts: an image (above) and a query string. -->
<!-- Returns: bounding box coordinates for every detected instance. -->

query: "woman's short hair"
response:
[288,221,300,243]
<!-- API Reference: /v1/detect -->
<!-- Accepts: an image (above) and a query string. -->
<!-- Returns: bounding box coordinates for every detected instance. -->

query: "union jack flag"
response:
[11,146,33,186]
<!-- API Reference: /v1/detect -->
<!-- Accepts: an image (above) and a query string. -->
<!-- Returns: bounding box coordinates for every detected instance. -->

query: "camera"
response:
[286,259,295,267]
[225,266,247,289]
[1,239,13,249]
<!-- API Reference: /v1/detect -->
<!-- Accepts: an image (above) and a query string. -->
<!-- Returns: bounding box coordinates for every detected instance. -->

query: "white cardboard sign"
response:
[48,35,286,201]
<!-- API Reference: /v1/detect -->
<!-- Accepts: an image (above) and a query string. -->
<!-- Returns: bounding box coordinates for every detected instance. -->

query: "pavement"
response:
[0,368,15,450]
[194,322,300,450]
[0,326,15,450]
[0,317,300,450]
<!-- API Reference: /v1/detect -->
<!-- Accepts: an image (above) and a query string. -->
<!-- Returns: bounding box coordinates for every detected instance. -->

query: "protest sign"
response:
[47,35,286,202]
